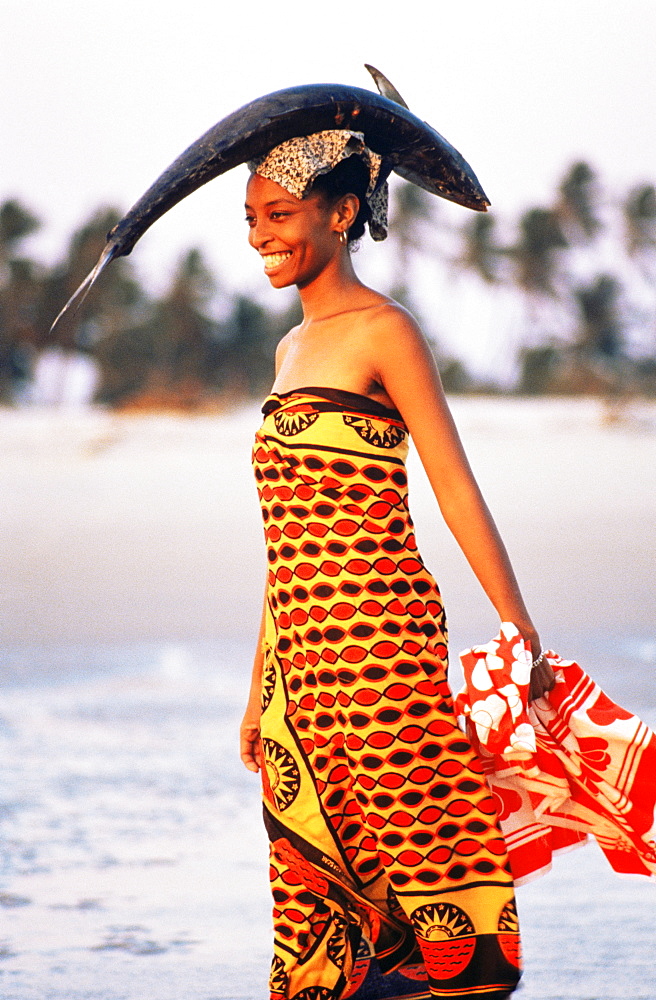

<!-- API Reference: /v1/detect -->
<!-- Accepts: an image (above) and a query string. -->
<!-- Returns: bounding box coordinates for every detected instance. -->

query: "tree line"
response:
[1,160,655,407]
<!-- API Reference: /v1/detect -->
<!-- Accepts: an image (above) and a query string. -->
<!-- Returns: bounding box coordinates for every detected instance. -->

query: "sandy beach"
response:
[2,396,656,650]
[1,397,655,999]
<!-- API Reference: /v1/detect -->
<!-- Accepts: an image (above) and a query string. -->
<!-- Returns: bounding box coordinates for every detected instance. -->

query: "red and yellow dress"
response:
[252,388,521,1000]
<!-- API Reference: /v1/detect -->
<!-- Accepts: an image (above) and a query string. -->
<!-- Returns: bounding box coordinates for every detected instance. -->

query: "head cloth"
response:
[248,130,389,241]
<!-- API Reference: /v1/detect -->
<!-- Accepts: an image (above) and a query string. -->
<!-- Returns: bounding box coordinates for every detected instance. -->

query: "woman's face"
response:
[245,173,340,289]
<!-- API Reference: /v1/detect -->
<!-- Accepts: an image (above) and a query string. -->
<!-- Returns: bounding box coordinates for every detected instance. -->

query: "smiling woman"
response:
[48,67,554,1000]
[236,113,553,999]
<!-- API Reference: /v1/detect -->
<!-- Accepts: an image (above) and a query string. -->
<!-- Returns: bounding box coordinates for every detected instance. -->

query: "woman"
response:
[239,133,554,1000]
[51,68,656,1000]
[51,71,558,1000]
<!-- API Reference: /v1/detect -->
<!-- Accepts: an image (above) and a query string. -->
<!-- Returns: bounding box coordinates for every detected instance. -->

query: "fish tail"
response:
[49,242,118,336]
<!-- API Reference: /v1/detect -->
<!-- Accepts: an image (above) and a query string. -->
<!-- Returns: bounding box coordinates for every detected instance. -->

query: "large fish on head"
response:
[50,65,489,333]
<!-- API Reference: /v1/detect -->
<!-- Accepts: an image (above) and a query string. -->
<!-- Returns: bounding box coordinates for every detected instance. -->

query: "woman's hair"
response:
[310,156,372,245]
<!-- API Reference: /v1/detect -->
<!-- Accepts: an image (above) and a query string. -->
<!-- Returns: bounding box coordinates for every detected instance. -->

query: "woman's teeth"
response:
[263,252,292,270]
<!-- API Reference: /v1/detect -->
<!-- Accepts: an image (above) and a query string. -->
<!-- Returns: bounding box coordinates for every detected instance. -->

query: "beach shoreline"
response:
[1,398,655,999]
[2,396,655,647]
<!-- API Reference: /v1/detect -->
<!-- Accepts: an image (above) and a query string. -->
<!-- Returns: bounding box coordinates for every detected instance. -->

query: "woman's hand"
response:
[529,656,557,702]
[521,629,556,702]
[518,620,556,702]
[240,703,263,773]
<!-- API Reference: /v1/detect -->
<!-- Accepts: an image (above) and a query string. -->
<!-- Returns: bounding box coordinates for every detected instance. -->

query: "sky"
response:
[2,0,656,372]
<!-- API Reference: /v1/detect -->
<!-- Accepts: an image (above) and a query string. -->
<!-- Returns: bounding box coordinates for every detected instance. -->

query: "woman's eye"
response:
[245,215,255,226]
[270,211,288,219]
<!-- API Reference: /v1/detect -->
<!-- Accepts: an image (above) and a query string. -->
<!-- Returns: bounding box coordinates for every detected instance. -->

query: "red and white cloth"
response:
[455,623,656,885]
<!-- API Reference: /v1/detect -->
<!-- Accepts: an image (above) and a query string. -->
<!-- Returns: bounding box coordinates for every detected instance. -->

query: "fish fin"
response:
[364,64,409,109]
[49,242,117,336]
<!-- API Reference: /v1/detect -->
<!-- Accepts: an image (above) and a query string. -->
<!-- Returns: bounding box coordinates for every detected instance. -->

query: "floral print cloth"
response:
[456,623,656,885]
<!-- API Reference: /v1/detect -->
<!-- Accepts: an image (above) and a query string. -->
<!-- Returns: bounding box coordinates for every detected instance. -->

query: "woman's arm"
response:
[240,338,291,774]
[371,307,555,698]
[240,581,267,772]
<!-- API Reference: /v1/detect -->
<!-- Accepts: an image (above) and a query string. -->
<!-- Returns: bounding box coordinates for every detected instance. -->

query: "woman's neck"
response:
[296,252,366,325]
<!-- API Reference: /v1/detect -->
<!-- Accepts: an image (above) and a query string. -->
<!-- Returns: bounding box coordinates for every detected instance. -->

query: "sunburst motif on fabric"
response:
[275,408,320,436]
[290,988,336,1000]
[262,738,301,811]
[261,650,276,712]
[411,902,475,941]
[411,902,477,982]
[342,413,406,448]
[498,899,519,934]
[386,883,407,921]
[497,898,522,968]
[270,954,289,995]
[326,914,348,968]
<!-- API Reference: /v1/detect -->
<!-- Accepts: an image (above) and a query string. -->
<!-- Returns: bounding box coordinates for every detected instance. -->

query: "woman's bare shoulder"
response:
[274,323,301,371]
[359,296,426,346]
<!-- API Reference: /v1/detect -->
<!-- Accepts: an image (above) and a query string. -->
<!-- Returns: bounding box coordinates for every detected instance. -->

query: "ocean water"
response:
[1,639,655,1000]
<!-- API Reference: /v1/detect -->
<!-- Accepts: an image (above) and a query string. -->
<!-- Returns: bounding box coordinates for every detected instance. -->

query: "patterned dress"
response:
[252,388,521,1000]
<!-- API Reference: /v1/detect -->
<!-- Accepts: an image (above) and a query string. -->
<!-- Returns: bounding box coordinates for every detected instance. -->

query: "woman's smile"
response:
[261,250,293,273]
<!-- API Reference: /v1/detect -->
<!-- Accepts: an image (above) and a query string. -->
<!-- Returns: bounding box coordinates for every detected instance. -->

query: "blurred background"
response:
[2,0,656,406]
[1,3,655,999]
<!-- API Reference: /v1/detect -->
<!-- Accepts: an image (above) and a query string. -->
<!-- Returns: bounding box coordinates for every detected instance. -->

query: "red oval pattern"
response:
[254,403,517,999]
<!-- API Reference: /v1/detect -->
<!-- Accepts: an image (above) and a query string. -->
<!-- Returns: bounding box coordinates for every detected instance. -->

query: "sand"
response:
[2,396,655,649]
[1,397,655,999]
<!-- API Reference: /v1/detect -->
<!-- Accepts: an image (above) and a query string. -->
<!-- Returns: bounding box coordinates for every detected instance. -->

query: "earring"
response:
[339,230,348,246]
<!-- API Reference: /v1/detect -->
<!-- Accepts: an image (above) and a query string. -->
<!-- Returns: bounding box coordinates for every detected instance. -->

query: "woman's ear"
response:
[333,193,360,233]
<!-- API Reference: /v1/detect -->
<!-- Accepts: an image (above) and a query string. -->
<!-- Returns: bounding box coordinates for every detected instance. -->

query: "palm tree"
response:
[509,207,569,296]
[620,184,656,394]
[155,247,217,380]
[456,213,503,285]
[622,184,656,258]
[387,180,439,306]
[0,199,40,263]
[94,247,219,407]
[0,200,42,400]
[569,273,632,401]
[507,207,570,393]
[556,161,601,241]
[574,274,624,360]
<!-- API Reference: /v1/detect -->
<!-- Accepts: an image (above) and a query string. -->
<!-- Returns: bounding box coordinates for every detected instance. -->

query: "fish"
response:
[51,73,489,332]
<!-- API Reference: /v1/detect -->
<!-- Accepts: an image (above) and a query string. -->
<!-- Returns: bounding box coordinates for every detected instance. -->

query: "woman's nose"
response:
[249,218,271,249]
